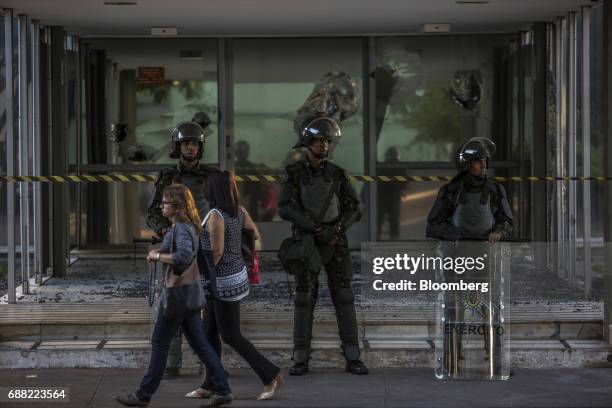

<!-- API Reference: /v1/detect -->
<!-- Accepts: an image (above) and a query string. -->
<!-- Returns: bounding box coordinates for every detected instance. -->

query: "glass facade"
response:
[0,15,6,248]
[0,8,607,304]
[375,35,516,163]
[0,11,6,288]
[232,38,365,223]
[375,35,521,241]
[589,5,604,241]
[71,39,219,244]
[81,39,219,166]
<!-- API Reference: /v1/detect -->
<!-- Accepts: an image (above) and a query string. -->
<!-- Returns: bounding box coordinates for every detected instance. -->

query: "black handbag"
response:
[159,226,204,318]
[242,228,260,284]
[198,247,221,301]
[277,233,318,275]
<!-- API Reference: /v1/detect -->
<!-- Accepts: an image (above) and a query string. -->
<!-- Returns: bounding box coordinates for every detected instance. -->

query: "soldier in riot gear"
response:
[426,137,513,378]
[146,114,218,378]
[426,137,513,242]
[278,115,369,376]
[146,119,217,237]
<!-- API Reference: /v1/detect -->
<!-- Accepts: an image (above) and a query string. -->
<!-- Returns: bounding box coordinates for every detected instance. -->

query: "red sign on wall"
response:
[138,66,165,85]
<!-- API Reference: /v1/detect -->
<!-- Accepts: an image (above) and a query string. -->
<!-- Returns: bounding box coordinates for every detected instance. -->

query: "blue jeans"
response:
[136,309,230,402]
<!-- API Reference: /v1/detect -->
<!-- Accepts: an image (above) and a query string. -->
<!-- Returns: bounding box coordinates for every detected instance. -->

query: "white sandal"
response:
[184,389,212,399]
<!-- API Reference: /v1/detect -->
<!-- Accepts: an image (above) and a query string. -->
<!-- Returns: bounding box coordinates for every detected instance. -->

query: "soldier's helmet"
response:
[169,121,206,159]
[455,137,496,172]
[293,116,341,149]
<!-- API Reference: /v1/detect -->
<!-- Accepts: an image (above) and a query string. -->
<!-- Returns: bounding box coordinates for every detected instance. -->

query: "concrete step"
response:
[0,300,604,342]
[1,338,611,370]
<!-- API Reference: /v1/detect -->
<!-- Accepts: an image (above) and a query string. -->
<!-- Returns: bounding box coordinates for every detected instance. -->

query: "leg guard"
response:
[293,290,315,362]
[331,287,360,359]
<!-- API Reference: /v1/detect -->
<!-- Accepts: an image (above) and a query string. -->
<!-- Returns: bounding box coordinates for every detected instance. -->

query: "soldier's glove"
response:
[315,225,336,245]
[445,225,462,241]
[334,222,345,235]
[331,222,346,244]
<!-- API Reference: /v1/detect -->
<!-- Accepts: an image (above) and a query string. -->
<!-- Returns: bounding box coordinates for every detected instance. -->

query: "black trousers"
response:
[202,299,280,388]
[292,242,360,362]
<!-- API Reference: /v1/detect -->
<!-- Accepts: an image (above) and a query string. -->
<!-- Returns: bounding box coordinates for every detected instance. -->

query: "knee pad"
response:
[335,288,355,307]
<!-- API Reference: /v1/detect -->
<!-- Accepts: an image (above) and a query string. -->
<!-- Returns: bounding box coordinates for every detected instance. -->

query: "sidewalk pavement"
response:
[1,367,612,408]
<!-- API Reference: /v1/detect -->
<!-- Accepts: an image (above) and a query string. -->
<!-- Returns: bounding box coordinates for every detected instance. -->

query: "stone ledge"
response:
[0,301,603,325]
[1,339,610,370]
[2,347,611,370]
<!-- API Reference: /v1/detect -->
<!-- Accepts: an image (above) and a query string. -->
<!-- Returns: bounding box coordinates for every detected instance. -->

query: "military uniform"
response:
[426,137,513,378]
[146,162,218,237]
[426,172,513,241]
[279,157,366,374]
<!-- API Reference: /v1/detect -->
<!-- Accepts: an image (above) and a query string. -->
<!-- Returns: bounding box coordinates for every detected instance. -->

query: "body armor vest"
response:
[180,173,209,219]
[451,191,495,237]
[299,171,341,224]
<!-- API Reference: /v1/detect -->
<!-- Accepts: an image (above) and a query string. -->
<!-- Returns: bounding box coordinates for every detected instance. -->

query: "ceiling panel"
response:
[0,0,596,36]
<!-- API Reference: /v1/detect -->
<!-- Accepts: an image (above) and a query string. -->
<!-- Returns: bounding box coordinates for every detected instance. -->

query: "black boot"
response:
[163,367,180,379]
[345,359,369,375]
[290,349,310,376]
[115,392,149,407]
[206,393,233,407]
[289,361,309,376]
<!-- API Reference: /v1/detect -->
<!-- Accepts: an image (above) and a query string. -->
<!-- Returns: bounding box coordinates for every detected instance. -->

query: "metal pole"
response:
[582,7,593,298]
[532,23,548,274]
[78,41,88,248]
[4,9,16,303]
[217,38,226,171]
[75,37,81,249]
[31,20,43,284]
[568,12,578,289]
[64,32,70,257]
[546,22,555,269]
[517,32,526,240]
[555,19,565,279]
[366,37,377,242]
[18,14,30,294]
[45,26,54,277]
[218,38,233,172]
[603,0,612,344]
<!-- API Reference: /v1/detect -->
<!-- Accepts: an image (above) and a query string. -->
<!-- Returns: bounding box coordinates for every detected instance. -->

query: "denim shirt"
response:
[159,222,196,275]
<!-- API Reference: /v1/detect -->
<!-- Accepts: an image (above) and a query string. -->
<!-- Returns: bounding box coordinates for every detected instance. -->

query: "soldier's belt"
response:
[1,175,611,183]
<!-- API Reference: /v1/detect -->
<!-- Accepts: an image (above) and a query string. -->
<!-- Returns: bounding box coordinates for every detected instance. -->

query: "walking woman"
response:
[116,184,232,407]
[186,171,283,401]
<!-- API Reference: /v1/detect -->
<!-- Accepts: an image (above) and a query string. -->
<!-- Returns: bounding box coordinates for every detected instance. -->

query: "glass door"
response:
[77,38,219,245]
[230,38,367,250]
[374,34,522,241]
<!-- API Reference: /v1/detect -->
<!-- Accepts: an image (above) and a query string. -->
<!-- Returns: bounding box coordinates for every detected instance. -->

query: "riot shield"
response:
[434,241,511,380]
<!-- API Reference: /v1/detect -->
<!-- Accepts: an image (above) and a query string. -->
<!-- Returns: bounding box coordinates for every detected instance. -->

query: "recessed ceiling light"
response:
[422,23,451,33]
[151,27,178,36]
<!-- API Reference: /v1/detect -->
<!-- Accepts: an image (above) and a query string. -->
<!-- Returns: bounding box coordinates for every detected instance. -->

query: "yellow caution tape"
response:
[0,175,611,183]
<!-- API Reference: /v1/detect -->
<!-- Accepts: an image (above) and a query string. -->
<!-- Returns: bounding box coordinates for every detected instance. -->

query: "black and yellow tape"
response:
[1,175,612,183]
[0,175,157,183]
